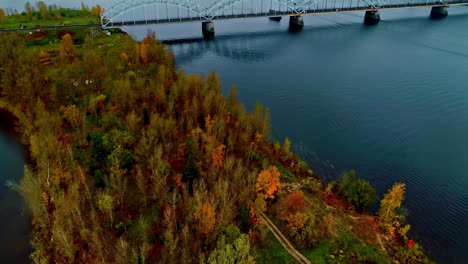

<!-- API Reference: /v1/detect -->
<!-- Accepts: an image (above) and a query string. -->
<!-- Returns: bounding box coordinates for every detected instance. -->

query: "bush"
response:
[223,225,242,244]
[285,212,320,249]
[338,170,377,212]
[283,191,306,215]
[303,177,323,193]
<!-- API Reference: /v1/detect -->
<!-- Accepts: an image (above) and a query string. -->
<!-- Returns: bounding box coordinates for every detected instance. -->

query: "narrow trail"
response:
[259,212,311,264]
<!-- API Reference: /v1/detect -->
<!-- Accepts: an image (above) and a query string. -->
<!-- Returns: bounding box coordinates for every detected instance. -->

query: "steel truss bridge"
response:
[101,0,468,33]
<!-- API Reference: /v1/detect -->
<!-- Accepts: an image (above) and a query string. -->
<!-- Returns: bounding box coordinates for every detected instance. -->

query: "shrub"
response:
[285,212,319,249]
[338,170,377,212]
[303,177,323,193]
[283,191,306,215]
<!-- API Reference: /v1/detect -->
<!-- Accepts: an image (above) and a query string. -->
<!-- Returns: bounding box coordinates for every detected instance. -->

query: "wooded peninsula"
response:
[0,3,433,264]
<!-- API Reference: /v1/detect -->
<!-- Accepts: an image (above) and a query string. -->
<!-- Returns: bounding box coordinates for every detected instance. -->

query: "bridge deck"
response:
[104,1,468,27]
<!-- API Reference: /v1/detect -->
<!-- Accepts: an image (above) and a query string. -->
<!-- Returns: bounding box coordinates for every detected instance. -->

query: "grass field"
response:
[0,15,100,30]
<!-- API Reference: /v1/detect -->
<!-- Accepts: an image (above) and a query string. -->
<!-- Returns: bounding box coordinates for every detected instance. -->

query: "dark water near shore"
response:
[0,112,29,264]
[122,6,468,263]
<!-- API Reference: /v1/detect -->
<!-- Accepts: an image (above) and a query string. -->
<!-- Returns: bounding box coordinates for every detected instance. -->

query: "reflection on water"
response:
[125,6,468,263]
[0,111,29,264]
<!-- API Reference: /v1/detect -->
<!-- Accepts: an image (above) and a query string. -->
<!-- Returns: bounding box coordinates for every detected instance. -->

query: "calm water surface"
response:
[0,115,28,264]
[123,6,468,263]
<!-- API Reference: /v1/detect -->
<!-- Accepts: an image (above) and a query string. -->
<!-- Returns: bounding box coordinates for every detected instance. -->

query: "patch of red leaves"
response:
[57,29,76,39]
[407,239,415,249]
[27,30,48,40]
[321,191,350,212]
[148,240,163,262]
[166,144,186,172]
[350,215,385,245]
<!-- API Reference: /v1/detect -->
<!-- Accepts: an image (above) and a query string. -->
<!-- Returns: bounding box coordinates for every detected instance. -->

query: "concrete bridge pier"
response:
[364,10,380,25]
[431,6,448,18]
[289,15,304,30]
[202,21,215,39]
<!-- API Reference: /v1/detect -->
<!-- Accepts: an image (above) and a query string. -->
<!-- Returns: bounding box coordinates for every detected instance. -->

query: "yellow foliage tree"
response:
[60,105,84,129]
[256,166,282,200]
[195,203,216,237]
[59,34,75,64]
[90,5,102,17]
[283,137,291,154]
[379,183,406,227]
[0,8,6,22]
[205,115,214,134]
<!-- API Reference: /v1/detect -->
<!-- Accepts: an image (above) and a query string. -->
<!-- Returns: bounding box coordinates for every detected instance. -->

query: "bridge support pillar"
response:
[289,15,304,30]
[431,6,448,18]
[364,10,380,25]
[202,21,215,39]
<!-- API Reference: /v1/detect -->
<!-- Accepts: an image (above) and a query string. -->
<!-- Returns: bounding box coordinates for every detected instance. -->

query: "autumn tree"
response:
[59,34,75,64]
[195,203,216,237]
[283,137,291,154]
[36,1,48,19]
[81,2,89,14]
[212,144,226,168]
[283,191,306,216]
[256,166,282,200]
[379,183,406,228]
[97,192,114,226]
[60,104,84,129]
[25,2,33,18]
[205,235,255,264]
[0,8,6,22]
[285,212,319,249]
[90,5,102,17]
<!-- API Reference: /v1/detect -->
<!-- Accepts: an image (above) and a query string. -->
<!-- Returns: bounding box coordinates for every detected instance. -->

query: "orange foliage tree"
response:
[256,166,282,200]
[194,203,216,237]
[212,144,226,168]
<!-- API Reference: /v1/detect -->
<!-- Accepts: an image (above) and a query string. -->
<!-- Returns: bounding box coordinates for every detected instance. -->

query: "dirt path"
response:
[259,213,311,264]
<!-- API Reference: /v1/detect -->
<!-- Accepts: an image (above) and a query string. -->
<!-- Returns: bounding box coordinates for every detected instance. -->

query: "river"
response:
[121,6,468,263]
[0,111,29,264]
